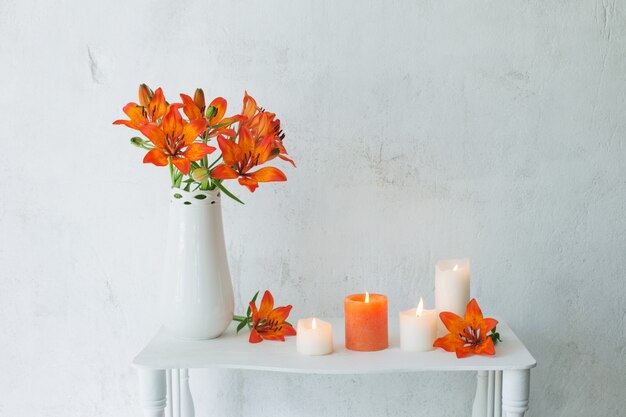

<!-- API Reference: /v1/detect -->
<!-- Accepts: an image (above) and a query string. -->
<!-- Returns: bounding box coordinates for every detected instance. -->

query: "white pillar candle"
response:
[435,258,470,333]
[296,318,333,355]
[399,298,437,352]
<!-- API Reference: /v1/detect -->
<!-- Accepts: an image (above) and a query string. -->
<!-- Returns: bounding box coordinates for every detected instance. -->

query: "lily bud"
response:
[130,137,145,147]
[205,105,217,121]
[191,167,209,182]
[194,88,206,112]
[138,84,152,107]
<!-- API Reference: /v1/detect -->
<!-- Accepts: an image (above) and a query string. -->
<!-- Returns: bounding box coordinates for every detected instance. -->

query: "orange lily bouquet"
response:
[433,298,502,358]
[234,290,297,343]
[114,84,295,202]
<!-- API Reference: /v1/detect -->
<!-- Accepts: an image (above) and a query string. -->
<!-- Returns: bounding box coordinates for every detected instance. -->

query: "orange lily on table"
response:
[247,291,297,343]
[433,298,499,358]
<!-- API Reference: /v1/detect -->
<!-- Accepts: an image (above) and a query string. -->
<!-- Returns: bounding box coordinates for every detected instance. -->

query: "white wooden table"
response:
[133,318,536,417]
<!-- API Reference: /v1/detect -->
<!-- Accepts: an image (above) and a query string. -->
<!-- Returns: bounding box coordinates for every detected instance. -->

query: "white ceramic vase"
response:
[160,188,234,340]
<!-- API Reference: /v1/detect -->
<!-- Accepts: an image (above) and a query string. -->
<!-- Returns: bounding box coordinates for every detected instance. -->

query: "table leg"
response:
[165,369,195,417]
[494,371,502,417]
[472,371,488,417]
[180,369,195,417]
[502,369,530,417]
[472,370,503,417]
[138,368,166,417]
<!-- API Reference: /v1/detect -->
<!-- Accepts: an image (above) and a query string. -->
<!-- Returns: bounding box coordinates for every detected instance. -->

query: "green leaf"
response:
[236,319,248,334]
[215,181,245,205]
[489,327,502,345]
[246,290,260,317]
[212,121,233,130]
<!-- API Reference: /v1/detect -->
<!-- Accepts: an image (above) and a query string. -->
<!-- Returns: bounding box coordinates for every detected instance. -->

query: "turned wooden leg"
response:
[180,369,195,417]
[165,369,195,417]
[472,370,503,417]
[494,371,502,417]
[472,371,488,417]
[138,368,166,417]
[502,369,530,417]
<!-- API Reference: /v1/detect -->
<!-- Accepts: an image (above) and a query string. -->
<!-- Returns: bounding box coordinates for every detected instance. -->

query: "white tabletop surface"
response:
[133,318,536,374]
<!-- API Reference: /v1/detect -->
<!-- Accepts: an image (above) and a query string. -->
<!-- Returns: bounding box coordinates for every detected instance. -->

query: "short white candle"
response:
[399,298,437,352]
[435,258,470,333]
[296,318,333,355]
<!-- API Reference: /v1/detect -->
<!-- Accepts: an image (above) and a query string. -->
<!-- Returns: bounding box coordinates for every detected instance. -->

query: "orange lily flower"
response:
[240,91,295,167]
[210,128,287,192]
[113,86,167,130]
[139,106,215,175]
[248,291,296,343]
[433,299,499,358]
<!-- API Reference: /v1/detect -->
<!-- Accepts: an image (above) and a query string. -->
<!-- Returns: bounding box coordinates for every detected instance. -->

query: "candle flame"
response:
[364,292,370,303]
[312,318,317,329]
[453,264,459,272]
[416,297,424,317]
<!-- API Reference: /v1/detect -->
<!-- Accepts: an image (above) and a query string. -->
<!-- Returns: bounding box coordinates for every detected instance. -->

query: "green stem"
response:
[233,315,248,322]
[168,160,175,188]
[207,156,223,170]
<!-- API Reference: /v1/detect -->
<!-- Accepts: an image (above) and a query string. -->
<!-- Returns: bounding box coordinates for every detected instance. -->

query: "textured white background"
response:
[1,0,625,416]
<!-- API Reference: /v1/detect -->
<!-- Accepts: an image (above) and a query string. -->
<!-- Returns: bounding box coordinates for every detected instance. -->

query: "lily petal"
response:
[242,91,257,119]
[209,97,227,126]
[258,291,274,320]
[267,305,292,324]
[482,318,498,335]
[433,333,464,353]
[475,338,496,356]
[237,127,255,157]
[211,164,239,180]
[258,331,285,342]
[181,118,207,146]
[142,148,168,166]
[249,301,260,325]
[183,143,216,161]
[148,87,167,120]
[180,93,202,121]
[249,328,263,343]
[439,311,466,335]
[248,167,287,183]
[216,136,241,166]
[139,123,167,149]
[282,323,297,336]
[238,176,259,192]
[171,157,191,175]
[464,299,485,330]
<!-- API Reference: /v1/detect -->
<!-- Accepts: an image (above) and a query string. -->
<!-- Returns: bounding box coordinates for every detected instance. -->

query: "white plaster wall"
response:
[0,0,625,416]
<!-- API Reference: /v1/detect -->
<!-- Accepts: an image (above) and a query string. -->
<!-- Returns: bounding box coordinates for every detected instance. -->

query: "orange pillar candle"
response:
[344,292,388,351]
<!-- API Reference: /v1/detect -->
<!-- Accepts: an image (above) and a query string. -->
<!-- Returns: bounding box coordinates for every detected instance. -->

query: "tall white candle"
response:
[296,318,333,355]
[435,258,470,333]
[399,298,437,352]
